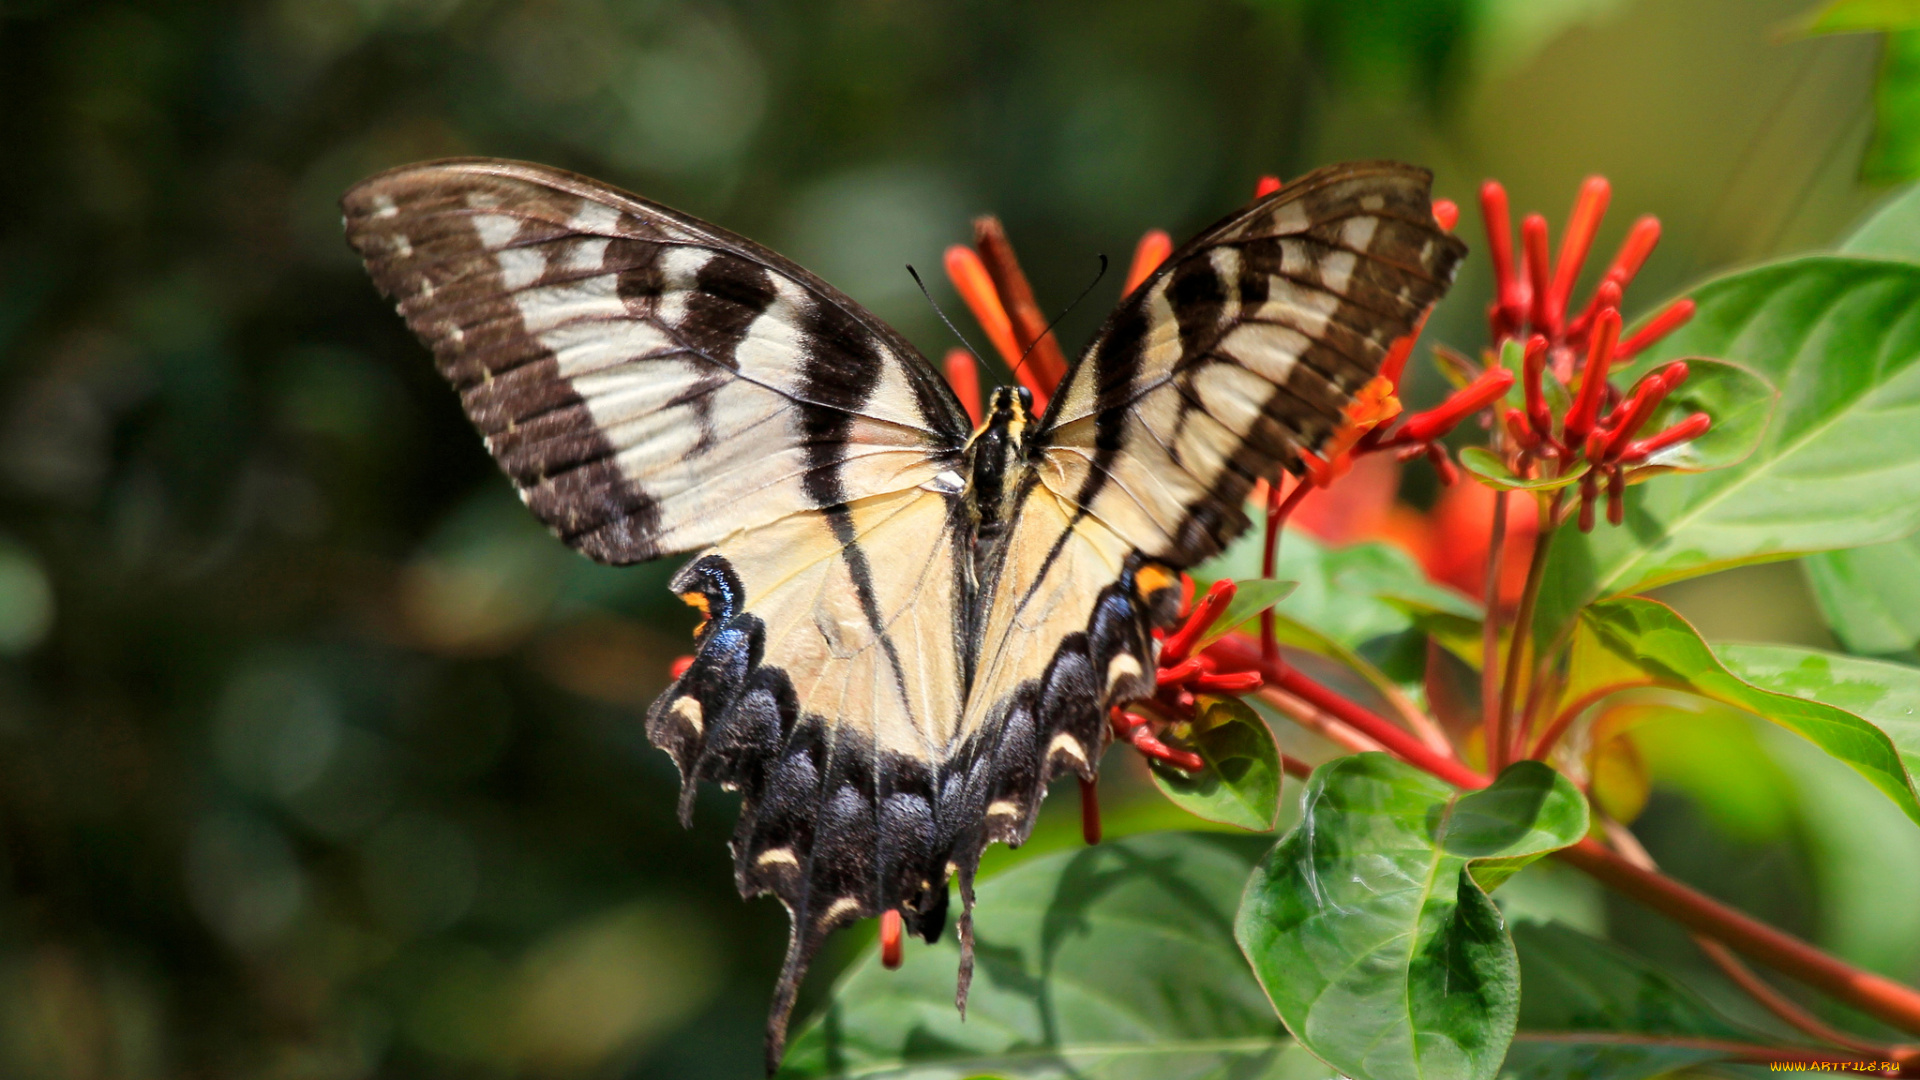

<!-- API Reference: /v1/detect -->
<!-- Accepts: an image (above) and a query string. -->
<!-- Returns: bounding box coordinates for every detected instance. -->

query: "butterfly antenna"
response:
[1008,253,1108,387]
[906,264,988,363]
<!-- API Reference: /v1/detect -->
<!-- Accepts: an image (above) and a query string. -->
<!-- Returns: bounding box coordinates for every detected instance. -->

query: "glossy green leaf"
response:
[1533,258,1920,647]
[1151,696,1283,831]
[1841,180,1920,261]
[1212,530,1480,651]
[1566,598,1920,826]
[1803,537,1920,654]
[1872,31,1920,183]
[781,833,1340,1080]
[1458,448,1589,492]
[1717,642,1920,776]
[1803,184,1920,652]
[1235,755,1588,1080]
[1501,921,1760,1079]
[1197,578,1299,648]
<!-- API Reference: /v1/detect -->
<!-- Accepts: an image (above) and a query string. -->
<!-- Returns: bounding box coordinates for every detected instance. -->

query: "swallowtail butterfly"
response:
[342,158,1466,1068]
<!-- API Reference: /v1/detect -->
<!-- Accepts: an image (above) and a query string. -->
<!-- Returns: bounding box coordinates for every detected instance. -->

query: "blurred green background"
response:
[0,0,1904,1076]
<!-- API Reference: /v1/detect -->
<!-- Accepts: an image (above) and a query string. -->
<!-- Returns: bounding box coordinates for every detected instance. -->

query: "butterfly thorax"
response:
[963,384,1037,551]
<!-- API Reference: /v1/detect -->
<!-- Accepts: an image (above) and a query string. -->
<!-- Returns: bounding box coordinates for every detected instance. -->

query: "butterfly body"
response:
[341,157,1465,1069]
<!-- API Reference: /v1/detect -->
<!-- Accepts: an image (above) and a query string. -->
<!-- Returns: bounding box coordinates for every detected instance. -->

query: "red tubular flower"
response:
[880,910,903,969]
[944,246,1024,369]
[1395,367,1515,444]
[1111,709,1205,772]
[1481,181,1523,339]
[1616,298,1696,362]
[1432,199,1460,232]
[1125,229,1173,294]
[1601,362,1687,462]
[1620,412,1711,461]
[1522,213,1552,334]
[1523,334,1553,439]
[1545,177,1610,332]
[1564,308,1620,445]
[1160,579,1236,665]
[669,655,695,679]
[1254,175,1283,198]
[944,347,983,426]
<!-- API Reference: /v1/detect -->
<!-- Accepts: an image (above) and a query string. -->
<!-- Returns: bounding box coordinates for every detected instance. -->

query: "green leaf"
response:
[1716,642,1920,777]
[1567,598,1920,827]
[1150,696,1284,831]
[1533,258,1920,647]
[1501,921,1760,1079]
[781,833,1336,1080]
[1803,190,1920,652]
[1458,448,1589,493]
[1868,31,1920,189]
[1841,180,1920,261]
[1197,577,1299,648]
[1235,755,1588,1080]
[1797,0,1920,34]
[1212,530,1481,648]
[1803,537,1920,654]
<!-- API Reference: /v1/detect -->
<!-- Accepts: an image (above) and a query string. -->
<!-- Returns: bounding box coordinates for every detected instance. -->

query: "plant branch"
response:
[1501,509,1557,762]
[1558,839,1920,1039]
[1513,1033,1912,1074]
[1604,820,1917,1062]
[1205,630,1920,1040]
[1482,489,1509,772]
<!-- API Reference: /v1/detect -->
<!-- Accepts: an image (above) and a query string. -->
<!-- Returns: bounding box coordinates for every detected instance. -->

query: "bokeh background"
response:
[0,0,1907,1076]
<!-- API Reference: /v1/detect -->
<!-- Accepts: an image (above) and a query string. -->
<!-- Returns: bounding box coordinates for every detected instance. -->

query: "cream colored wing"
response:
[342,158,971,564]
[647,483,971,1064]
[1040,161,1467,564]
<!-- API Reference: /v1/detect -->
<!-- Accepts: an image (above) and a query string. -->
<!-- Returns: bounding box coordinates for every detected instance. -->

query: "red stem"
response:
[1483,491,1510,772]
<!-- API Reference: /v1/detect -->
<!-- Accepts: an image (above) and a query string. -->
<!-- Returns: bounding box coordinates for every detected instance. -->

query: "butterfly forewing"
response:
[342,159,972,563]
[1041,160,1468,564]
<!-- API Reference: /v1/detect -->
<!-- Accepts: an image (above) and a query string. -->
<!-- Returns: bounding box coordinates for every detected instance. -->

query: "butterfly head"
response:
[965,385,1037,540]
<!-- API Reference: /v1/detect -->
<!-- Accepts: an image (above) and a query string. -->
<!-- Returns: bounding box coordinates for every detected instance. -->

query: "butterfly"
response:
[341,158,1465,1069]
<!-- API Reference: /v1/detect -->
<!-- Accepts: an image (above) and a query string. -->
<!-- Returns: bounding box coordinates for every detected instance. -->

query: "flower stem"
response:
[1558,838,1920,1038]
[1483,491,1509,772]
[1501,502,1559,762]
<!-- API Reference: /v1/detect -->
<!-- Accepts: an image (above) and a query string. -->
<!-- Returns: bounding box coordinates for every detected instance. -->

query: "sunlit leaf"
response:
[1802,189,1920,653]
[1197,577,1299,648]
[1150,696,1284,831]
[1235,756,1588,1080]
[1840,179,1920,261]
[1716,642,1920,776]
[1534,259,1920,647]
[1459,448,1589,492]
[781,833,1337,1080]
[1209,530,1480,652]
[1803,537,1920,654]
[1501,921,1761,1079]
[1561,598,1920,826]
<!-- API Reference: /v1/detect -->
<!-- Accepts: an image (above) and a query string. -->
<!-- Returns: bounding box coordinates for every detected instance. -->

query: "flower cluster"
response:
[1475,177,1710,530]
